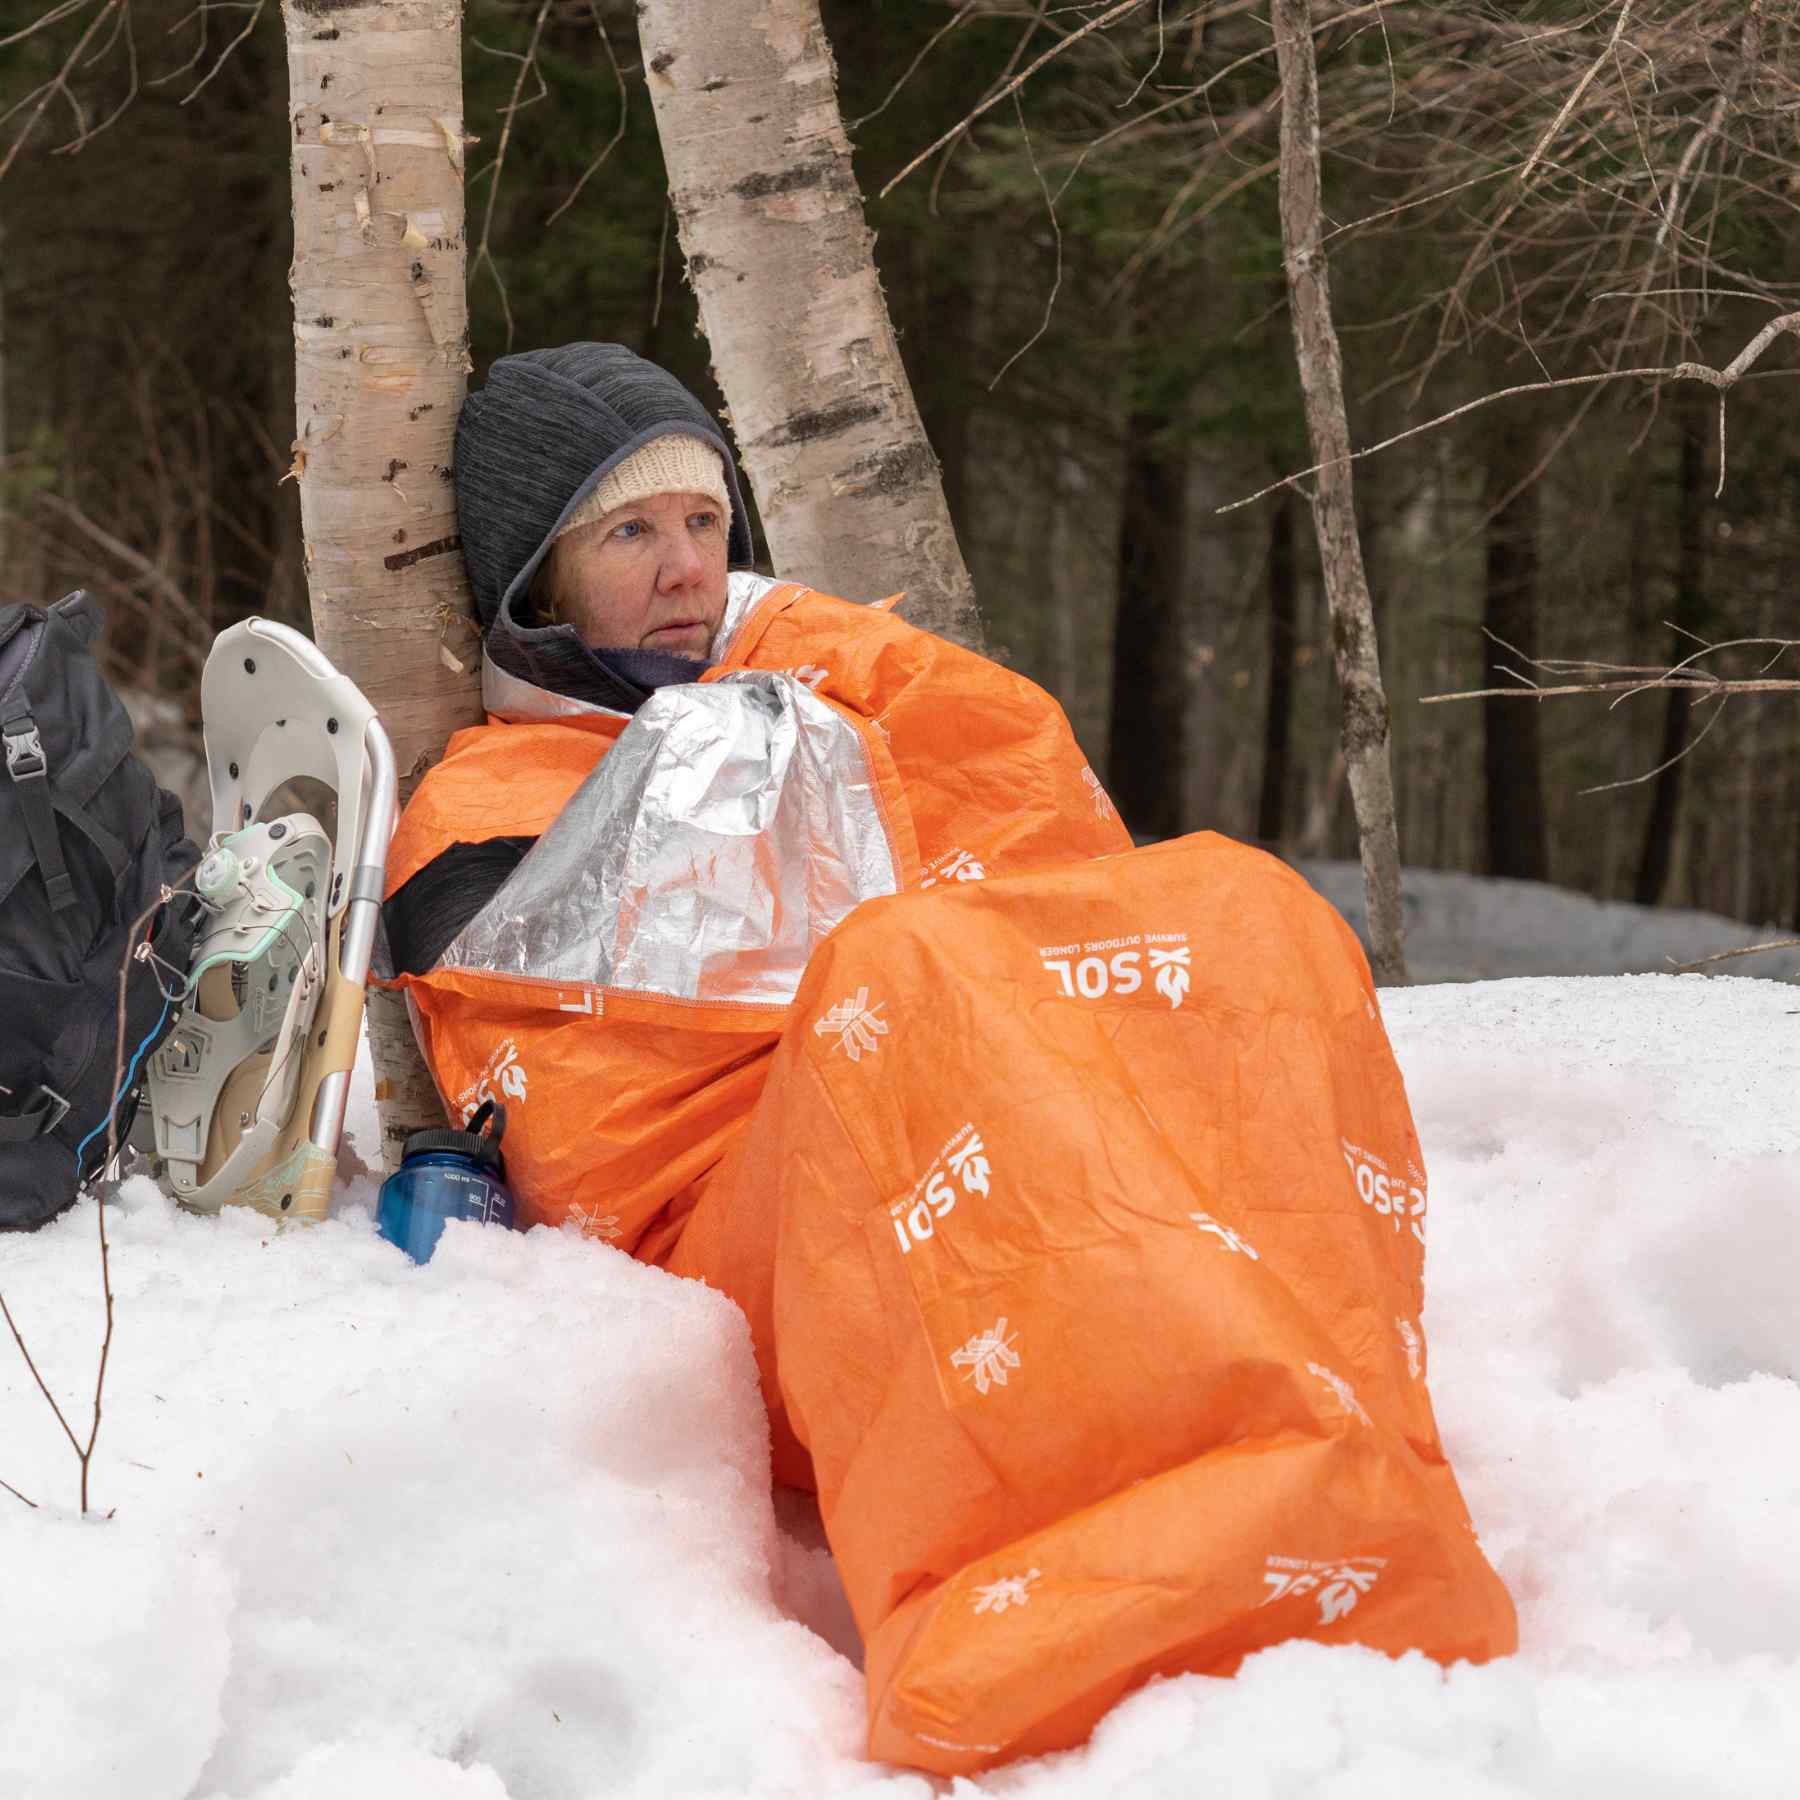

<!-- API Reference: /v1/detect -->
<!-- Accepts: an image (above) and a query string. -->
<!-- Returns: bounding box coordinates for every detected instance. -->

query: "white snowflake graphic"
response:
[1190,1210,1259,1259]
[950,1318,1021,1395]
[1307,1361,1372,1425]
[814,988,888,1062]
[1149,945,1191,1009]
[1395,1315,1422,1380]
[566,1202,622,1242]
[971,1568,1041,1616]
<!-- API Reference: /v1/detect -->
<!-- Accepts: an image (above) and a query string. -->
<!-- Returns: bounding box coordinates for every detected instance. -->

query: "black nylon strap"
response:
[56,795,129,883]
[2,700,76,913]
[0,1083,71,1143]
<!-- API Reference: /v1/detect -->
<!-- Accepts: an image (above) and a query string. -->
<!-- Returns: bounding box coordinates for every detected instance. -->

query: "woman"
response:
[381,343,1513,1779]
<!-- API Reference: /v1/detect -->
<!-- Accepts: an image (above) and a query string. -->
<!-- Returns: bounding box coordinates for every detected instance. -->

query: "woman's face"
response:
[539,489,730,658]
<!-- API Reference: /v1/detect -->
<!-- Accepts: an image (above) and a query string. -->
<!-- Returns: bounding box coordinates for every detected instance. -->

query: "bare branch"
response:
[33,491,213,657]
[1421,676,1800,704]
[470,0,554,354]
[1117,0,1167,110]
[543,1,628,227]
[1517,0,1635,191]
[58,0,137,152]
[1668,937,1800,973]
[0,0,120,184]
[988,92,1063,389]
[0,1474,38,1510]
[650,199,670,330]
[879,0,1150,200]
[179,0,264,107]
[1219,311,1800,514]
[1578,690,1727,795]
[0,0,93,53]
[851,2,978,131]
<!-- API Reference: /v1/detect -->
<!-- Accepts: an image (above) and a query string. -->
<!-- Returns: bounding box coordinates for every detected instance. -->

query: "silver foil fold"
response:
[441,671,897,1006]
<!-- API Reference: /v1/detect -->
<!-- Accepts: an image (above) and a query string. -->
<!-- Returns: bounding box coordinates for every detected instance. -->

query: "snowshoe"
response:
[141,619,396,1220]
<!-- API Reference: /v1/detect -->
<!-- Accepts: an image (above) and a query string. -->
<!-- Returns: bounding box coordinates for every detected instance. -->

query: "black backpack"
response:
[0,592,201,1229]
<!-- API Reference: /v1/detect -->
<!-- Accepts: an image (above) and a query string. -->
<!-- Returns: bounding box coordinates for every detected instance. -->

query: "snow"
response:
[4,976,1797,1799]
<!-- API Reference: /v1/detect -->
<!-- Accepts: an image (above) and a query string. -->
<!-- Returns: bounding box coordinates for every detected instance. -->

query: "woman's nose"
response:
[659,527,707,589]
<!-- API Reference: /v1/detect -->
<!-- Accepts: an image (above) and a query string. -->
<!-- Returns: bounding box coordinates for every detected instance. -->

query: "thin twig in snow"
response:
[0,1290,85,1460]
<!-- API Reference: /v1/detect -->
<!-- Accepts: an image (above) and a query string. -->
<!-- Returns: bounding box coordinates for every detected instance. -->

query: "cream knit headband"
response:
[556,434,732,542]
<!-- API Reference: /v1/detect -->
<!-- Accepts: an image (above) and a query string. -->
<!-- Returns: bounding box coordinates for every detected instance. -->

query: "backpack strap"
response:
[2,697,77,913]
[0,1082,71,1143]
[56,794,130,884]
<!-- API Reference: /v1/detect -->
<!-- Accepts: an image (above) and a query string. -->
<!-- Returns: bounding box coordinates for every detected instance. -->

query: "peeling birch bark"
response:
[637,0,984,651]
[1272,0,1408,984]
[284,0,482,1162]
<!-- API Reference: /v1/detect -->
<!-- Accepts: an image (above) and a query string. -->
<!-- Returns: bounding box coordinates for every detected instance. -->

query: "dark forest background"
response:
[4,0,1798,925]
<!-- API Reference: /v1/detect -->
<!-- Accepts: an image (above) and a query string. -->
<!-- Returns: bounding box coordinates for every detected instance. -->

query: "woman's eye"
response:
[611,519,645,542]
[689,511,719,532]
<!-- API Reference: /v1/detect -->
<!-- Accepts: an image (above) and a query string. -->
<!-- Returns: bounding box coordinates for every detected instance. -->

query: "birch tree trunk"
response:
[1271,0,1407,984]
[637,0,984,651]
[284,0,483,1166]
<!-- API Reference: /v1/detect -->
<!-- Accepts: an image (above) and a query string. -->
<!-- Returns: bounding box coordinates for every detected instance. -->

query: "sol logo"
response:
[1040,932,1191,1008]
[458,1037,527,1115]
[922,847,986,889]
[1259,1554,1385,1625]
[891,1123,990,1254]
[1342,1138,1426,1243]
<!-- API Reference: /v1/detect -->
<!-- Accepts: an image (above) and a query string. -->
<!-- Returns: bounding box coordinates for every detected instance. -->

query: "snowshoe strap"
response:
[2,697,77,913]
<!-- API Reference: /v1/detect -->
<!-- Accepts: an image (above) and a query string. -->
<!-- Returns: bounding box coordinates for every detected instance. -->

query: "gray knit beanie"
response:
[455,344,754,699]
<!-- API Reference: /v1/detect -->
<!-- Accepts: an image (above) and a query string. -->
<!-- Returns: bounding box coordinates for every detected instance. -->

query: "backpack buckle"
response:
[4,724,45,781]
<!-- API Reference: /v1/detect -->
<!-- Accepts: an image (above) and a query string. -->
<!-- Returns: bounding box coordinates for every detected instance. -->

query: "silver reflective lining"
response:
[441,672,897,1006]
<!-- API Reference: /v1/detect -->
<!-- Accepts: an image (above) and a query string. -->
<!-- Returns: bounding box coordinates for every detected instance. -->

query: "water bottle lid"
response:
[403,1098,507,1173]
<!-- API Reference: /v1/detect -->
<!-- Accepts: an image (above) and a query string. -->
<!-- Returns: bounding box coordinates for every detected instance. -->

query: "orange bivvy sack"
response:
[383,582,1514,1775]
[671,831,1517,1775]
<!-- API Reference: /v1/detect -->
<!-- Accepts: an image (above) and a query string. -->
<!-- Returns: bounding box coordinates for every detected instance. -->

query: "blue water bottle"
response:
[376,1099,515,1264]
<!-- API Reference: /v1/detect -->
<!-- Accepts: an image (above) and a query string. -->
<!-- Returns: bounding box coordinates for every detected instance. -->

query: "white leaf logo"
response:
[948,1132,991,1197]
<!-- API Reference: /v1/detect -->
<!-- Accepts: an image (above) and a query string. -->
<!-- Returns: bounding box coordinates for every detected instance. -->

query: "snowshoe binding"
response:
[142,619,396,1221]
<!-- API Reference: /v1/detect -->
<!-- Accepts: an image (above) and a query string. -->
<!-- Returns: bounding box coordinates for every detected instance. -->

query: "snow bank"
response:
[1298,858,1800,983]
[3,977,1795,1798]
